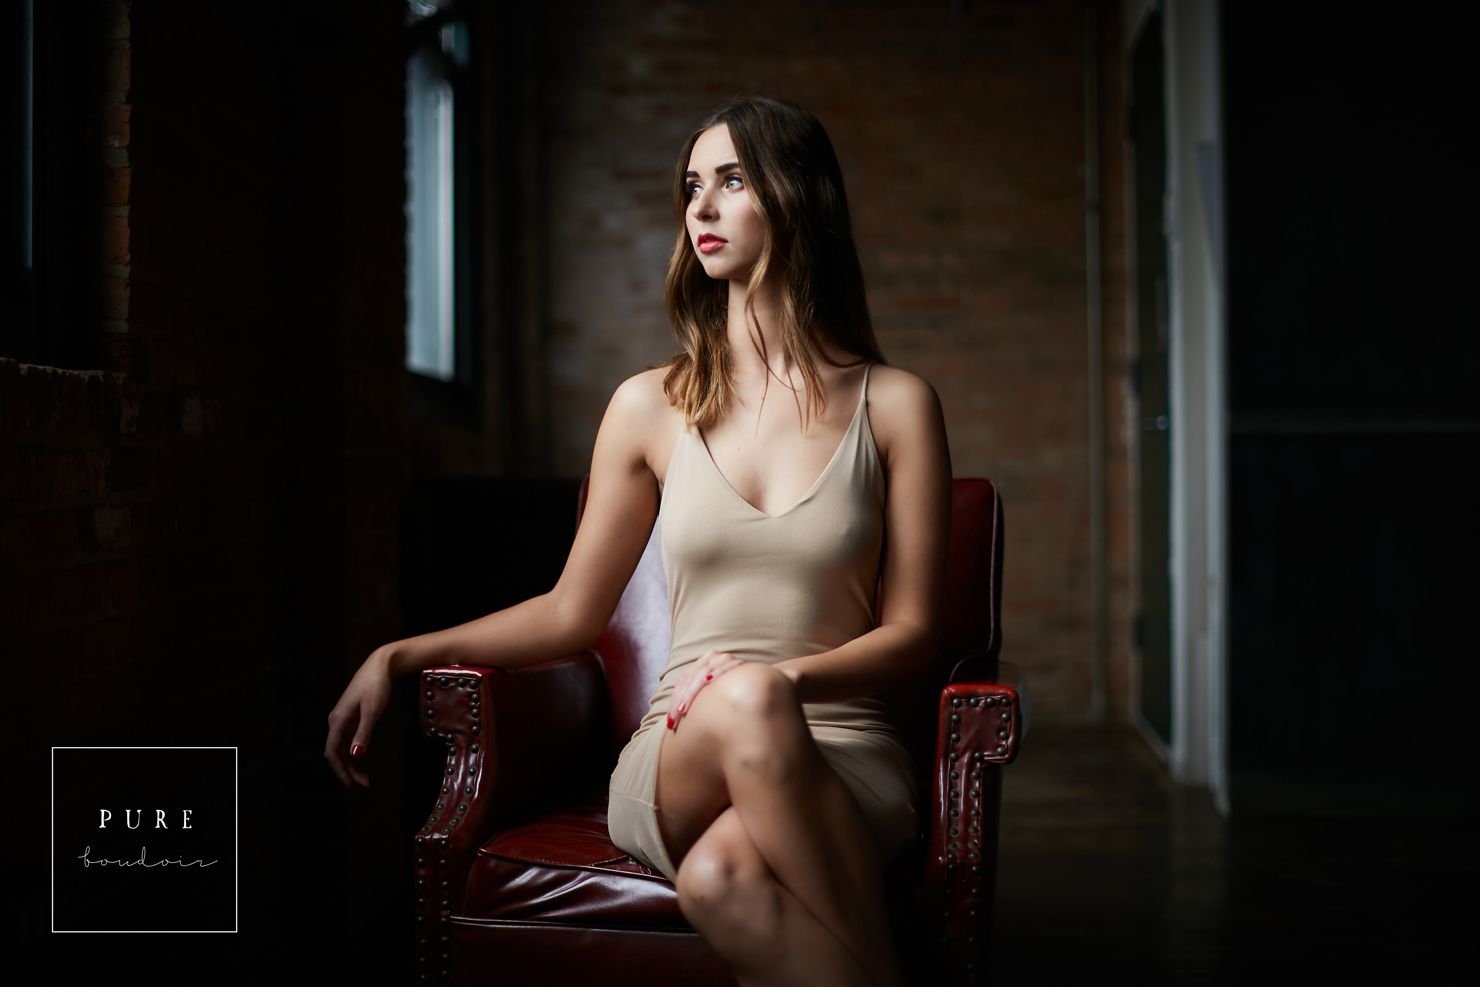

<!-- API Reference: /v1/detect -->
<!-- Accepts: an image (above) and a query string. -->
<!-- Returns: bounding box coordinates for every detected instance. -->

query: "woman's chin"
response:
[695,258,753,284]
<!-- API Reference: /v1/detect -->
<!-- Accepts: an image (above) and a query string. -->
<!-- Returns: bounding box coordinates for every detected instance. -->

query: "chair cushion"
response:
[465,787,929,938]
[463,789,692,930]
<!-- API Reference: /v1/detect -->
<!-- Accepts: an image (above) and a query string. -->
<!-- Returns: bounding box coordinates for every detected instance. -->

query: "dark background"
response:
[3,0,1475,981]
[1222,3,1479,798]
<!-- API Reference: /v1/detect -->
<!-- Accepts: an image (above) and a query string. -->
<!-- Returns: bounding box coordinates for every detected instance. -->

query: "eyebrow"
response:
[684,161,741,179]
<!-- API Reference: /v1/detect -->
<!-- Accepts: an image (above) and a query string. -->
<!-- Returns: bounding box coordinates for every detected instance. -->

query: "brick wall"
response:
[541,0,1134,720]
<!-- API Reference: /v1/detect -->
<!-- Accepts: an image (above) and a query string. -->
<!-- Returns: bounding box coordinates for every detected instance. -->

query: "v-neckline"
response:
[692,364,870,520]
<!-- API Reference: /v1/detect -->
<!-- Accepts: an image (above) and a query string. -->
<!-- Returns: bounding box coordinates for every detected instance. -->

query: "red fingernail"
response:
[666,715,675,729]
[350,744,363,759]
[705,673,713,680]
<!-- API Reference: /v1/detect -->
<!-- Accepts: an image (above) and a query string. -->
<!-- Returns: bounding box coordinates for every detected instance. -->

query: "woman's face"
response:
[684,123,767,281]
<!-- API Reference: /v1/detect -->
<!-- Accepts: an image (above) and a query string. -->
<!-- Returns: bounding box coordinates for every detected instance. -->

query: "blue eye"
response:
[686,175,744,196]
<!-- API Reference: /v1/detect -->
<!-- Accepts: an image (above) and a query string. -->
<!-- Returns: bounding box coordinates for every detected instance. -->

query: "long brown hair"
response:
[654,94,886,431]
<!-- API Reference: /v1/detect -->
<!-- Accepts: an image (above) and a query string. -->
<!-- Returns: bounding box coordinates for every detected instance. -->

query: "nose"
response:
[691,183,718,222]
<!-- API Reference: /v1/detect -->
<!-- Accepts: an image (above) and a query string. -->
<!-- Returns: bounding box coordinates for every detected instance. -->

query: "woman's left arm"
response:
[774,369,953,704]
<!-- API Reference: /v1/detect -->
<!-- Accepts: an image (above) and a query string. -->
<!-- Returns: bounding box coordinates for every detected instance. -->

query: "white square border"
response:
[50,746,240,934]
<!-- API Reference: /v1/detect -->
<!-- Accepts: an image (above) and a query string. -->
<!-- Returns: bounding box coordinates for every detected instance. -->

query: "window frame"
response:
[1,0,108,370]
[404,0,482,431]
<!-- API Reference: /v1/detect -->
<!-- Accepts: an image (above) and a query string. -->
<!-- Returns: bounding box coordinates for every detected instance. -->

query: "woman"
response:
[326,94,952,987]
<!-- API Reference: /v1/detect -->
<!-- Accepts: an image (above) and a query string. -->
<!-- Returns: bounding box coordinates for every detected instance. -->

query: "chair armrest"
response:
[988,660,1030,741]
[416,651,610,853]
[940,661,1027,765]
[920,663,1028,983]
[411,652,609,967]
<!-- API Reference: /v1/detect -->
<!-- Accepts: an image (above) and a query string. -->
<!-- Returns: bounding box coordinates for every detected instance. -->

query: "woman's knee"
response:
[709,661,801,723]
[675,828,783,939]
[686,663,813,786]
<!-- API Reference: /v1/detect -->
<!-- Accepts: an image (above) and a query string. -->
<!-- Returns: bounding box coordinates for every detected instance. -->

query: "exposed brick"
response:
[103,213,131,266]
[541,0,1131,721]
[103,101,131,150]
[104,163,131,205]
[103,274,131,321]
[104,45,130,94]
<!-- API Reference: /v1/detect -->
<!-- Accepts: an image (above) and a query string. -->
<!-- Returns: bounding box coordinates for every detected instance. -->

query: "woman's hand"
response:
[324,644,396,789]
[667,649,745,731]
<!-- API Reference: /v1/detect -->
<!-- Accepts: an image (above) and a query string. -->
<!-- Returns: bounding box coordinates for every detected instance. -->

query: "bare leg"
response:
[676,805,872,987]
[655,663,905,986]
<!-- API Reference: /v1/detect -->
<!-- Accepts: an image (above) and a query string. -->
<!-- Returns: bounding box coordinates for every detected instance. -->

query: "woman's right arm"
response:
[324,370,666,788]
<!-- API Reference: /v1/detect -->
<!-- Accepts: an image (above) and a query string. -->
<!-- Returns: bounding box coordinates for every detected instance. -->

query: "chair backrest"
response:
[578,476,1005,777]
[883,478,1004,790]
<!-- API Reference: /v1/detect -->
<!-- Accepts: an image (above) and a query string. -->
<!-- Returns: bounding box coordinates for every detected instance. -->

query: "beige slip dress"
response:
[606,362,918,881]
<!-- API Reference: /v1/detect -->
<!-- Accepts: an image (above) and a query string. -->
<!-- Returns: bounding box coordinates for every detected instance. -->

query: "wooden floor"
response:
[984,720,1474,983]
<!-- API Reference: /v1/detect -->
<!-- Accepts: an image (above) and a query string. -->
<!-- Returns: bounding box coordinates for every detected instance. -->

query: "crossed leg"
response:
[676,806,871,986]
[654,662,905,987]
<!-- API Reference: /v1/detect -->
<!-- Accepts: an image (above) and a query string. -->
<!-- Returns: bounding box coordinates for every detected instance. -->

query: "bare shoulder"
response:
[610,365,673,418]
[606,365,678,475]
[867,362,941,406]
[866,363,946,467]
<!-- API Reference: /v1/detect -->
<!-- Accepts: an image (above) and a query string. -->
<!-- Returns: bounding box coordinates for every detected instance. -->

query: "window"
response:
[404,0,478,427]
[2,0,36,315]
[1,0,106,368]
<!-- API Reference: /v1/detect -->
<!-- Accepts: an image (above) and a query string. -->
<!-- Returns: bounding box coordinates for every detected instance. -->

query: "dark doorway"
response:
[1221,4,1480,811]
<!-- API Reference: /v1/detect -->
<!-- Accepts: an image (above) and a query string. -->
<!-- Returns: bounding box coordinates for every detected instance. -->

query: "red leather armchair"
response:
[412,477,1027,985]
